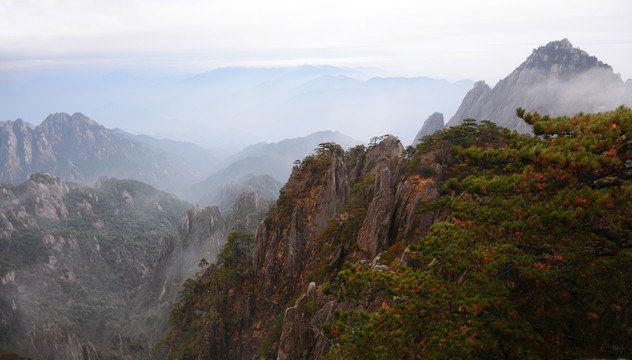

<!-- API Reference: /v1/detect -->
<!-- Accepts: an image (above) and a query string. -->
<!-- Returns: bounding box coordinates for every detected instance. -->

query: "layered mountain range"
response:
[0,113,361,211]
[0,113,211,196]
[0,65,474,149]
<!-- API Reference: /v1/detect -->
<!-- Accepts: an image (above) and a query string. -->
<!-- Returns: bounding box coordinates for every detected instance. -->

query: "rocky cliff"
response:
[25,320,99,360]
[145,204,226,311]
[0,173,191,358]
[447,39,632,132]
[0,165,276,359]
[163,107,632,358]
[163,134,454,358]
[0,113,205,195]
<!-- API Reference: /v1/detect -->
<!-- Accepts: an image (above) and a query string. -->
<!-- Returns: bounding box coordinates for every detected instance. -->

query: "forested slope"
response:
[163,106,632,359]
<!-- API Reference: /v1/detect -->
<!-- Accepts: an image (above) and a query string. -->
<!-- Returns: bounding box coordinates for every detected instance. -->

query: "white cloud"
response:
[1,0,631,82]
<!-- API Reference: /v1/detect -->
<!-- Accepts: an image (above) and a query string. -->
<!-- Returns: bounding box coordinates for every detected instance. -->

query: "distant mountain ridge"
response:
[0,112,210,195]
[115,131,222,175]
[445,39,632,132]
[184,130,361,206]
[0,65,474,148]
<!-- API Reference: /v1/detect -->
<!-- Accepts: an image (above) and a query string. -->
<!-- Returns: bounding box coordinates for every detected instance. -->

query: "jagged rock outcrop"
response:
[148,204,226,302]
[447,39,632,132]
[411,112,444,146]
[253,144,352,300]
[355,136,404,258]
[162,134,460,359]
[144,192,274,360]
[448,80,492,125]
[141,204,228,347]
[0,112,204,195]
[178,205,225,254]
[149,191,271,305]
[268,135,459,359]
[176,135,454,359]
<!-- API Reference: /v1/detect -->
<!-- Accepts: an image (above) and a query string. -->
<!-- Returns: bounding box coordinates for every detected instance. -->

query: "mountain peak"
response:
[520,38,612,78]
[41,112,99,128]
[446,39,630,131]
[551,38,573,50]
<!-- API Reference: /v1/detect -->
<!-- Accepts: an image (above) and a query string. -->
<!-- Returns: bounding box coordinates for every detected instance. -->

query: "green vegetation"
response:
[162,108,632,359]
[323,106,632,358]
[303,300,318,314]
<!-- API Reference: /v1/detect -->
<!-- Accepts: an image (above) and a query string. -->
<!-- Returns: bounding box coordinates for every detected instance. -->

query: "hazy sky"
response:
[1,0,631,84]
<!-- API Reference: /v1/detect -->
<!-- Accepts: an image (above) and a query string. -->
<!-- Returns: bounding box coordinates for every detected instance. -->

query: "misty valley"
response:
[1,39,632,359]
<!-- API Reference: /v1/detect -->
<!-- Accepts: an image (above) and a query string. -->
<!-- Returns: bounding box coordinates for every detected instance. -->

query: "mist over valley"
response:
[0,65,474,152]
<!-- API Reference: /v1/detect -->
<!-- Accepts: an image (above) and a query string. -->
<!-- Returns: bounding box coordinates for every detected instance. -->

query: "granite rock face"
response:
[268,135,459,359]
[149,204,226,302]
[161,133,458,359]
[207,135,450,359]
[253,143,352,300]
[447,39,632,132]
[226,191,274,231]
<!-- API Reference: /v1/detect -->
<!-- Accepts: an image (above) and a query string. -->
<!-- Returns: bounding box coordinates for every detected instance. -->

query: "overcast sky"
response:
[1,0,631,84]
